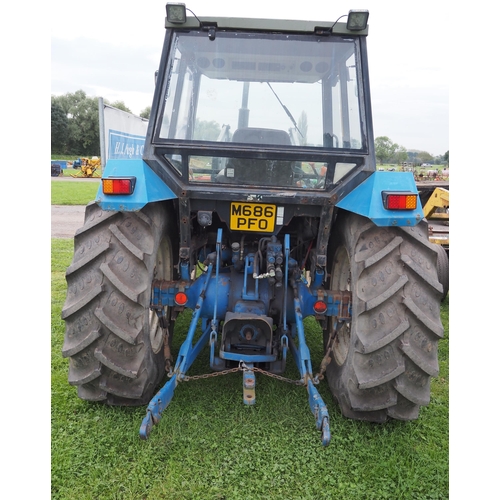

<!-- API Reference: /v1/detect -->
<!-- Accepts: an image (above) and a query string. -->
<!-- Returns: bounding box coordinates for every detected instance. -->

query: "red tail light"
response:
[174,292,188,306]
[382,191,418,210]
[313,300,328,314]
[102,177,136,195]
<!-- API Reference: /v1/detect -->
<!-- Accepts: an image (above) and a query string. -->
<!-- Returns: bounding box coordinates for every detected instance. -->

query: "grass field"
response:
[51,179,100,205]
[51,182,449,499]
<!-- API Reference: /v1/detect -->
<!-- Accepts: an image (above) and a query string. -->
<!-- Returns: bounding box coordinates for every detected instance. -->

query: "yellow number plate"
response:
[230,202,276,232]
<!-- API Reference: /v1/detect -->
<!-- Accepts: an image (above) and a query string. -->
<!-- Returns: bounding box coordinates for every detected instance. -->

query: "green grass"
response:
[51,179,99,205]
[51,236,449,500]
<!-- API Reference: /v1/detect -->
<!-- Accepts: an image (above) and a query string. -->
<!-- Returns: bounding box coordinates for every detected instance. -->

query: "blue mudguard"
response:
[95,159,176,211]
[336,171,424,227]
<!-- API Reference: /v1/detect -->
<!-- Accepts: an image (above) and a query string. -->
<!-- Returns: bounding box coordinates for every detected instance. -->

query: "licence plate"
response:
[230,202,276,232]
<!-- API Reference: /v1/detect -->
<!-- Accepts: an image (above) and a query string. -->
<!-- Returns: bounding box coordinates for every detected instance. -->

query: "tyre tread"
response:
[109,223,145,260]
[325,212,444,421]
[62,201,172,405]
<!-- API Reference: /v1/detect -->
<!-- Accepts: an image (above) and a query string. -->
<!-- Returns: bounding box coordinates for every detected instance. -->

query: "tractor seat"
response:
[231,127,291,146]
[216,128,295,185]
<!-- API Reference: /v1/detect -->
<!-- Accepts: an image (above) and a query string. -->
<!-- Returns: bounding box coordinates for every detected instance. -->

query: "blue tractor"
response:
[62,5,444,446]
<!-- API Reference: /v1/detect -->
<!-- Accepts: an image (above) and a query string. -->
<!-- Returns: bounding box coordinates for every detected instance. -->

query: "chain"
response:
[178,362,304,386]
[251,366,305,386]
[313,322,341,383]
[314,345,333,382]
[181,367,241,380]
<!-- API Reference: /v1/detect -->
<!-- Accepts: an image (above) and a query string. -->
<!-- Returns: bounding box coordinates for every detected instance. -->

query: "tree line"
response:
[51,90,151,156]
[51,90,448,165]
[375,136,448,166]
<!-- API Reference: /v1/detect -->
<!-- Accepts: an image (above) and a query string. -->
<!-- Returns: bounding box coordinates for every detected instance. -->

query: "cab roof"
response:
[165,16,369,36]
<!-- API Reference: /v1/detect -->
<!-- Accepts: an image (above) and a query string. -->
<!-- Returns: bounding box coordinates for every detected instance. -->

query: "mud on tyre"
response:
[324,212,444,421]
[62,201,178,405]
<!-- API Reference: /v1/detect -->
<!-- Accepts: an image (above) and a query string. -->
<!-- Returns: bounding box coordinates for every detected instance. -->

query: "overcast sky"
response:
[51,0,449,156]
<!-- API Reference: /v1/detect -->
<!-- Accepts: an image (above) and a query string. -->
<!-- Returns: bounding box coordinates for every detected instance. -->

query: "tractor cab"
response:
[143,8,373,196]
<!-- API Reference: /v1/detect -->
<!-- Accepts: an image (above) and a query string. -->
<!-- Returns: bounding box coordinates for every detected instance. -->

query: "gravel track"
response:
[51,205,87,239]
[51,176,99,238]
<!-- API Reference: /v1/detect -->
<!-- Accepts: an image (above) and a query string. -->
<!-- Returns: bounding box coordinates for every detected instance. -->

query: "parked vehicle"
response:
[51,160,65,177]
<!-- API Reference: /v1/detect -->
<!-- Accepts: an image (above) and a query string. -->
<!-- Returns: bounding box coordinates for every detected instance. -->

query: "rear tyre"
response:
[324,212,444,422]
[62,201,177,406]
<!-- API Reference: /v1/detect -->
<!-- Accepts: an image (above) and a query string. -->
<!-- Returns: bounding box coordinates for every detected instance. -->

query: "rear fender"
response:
[95,159,177,211]
[336,171,423,226]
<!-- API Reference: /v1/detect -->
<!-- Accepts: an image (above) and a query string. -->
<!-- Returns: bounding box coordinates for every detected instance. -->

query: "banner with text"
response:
[101,102,149,166]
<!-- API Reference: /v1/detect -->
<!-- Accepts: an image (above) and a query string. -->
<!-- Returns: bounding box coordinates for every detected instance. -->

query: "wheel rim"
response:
[149,236,173,354]
[330,245,351,366]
